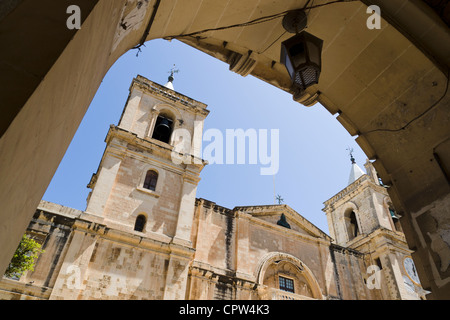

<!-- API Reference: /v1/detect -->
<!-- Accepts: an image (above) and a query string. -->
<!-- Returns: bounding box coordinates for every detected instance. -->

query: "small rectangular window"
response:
[279,276,295,293]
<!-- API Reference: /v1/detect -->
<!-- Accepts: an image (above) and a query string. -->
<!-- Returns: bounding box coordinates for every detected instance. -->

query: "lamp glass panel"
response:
[289,42,306,67]
[307,41,321,66]
[283,51,295,77]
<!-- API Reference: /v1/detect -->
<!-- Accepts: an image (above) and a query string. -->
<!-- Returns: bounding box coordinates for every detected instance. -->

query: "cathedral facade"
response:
[0,75,426,300]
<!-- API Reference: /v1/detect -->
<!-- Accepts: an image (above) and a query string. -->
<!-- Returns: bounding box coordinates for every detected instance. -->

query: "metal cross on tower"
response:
[276,194,284,205]
[346,147,356,164]
[168,64,179,81]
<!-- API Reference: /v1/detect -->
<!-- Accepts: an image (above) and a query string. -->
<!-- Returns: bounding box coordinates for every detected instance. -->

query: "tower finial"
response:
[347,147,356,164]
[168,64,179,82]
[164,64,179,90]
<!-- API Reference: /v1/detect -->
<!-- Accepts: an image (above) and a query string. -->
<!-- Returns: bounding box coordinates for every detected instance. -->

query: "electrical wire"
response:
[163,12,287,41]
[134,0,448,138]
[361,70,449,135]
[258,30,287,54]
[258,0,316,54]
[162,0,358,41]
[133,0,162,55]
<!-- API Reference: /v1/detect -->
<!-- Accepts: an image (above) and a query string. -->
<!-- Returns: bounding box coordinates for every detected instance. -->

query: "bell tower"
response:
[85,73,209,247]
[323,154,427,299]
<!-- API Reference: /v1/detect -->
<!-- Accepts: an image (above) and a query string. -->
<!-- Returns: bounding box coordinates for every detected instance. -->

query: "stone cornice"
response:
[71,214,195,260]
[346,227,410,255]
[195,198,233,213]
[234,204,331,241]
[132,75,209,117]
[323,175,389,211]
[195,200,332,244]
[323,175,370,208]
[35,202,196,259]
[37,200,83,220]
[329,243,365,257]
[88,124,206,198]
[189,260,256,284]
[105,125,207,182]
[241,212,332,246]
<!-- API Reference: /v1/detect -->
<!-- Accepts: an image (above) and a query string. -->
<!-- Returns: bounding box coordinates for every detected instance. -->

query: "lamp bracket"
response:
[282,10,308,34]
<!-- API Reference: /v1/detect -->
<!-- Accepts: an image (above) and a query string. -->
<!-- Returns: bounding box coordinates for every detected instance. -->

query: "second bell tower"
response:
[323,155,426,299]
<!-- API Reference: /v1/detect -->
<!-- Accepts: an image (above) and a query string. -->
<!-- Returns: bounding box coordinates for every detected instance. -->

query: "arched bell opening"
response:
[344,207,361,242]
[152,113,174,144]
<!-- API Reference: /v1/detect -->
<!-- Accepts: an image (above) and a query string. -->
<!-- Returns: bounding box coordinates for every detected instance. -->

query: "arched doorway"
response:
[255,252,323,300]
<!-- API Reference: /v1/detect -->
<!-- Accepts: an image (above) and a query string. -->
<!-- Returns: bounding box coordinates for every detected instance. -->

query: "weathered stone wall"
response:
[74,238,169,299]
[411,193,450,299]
[0,200,195,300]
[45,216,194,300]
[324,176,393,246]
[1,198,415,300]
[329,245,382,300]
[188,199,380,300]
[0,201,79,300]
[99,149,183,238]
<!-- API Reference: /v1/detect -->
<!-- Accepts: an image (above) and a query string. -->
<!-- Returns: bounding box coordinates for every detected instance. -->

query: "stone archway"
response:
[0,0,449,298]
[255,252,323,300]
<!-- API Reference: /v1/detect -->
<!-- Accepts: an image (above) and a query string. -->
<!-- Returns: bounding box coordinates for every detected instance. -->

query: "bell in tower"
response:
[152,115,173,144]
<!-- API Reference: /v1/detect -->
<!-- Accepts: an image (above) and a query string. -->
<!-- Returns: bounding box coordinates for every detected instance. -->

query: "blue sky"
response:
[43,39,367,235]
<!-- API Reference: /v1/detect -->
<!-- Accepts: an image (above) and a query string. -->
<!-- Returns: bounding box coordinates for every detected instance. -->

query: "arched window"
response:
[344,209,360,241]
[349,210,360,239]
[134,214,147,232]
[152,114,173,144]
[143,170,158,191]
[389,207,403,232]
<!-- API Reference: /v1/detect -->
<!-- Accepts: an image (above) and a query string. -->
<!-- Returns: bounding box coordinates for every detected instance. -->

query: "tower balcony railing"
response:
[263,288,316,300]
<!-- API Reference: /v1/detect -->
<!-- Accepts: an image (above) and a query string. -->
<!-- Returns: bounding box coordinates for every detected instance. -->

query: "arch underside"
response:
[138,1,449,236]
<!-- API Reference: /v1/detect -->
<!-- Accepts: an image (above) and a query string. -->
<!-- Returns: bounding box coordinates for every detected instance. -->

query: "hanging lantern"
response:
[280,31,323,94]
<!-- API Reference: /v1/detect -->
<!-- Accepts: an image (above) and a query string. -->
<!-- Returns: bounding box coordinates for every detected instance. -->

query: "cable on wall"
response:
[360,69,449,135]
[161,0,359,41]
